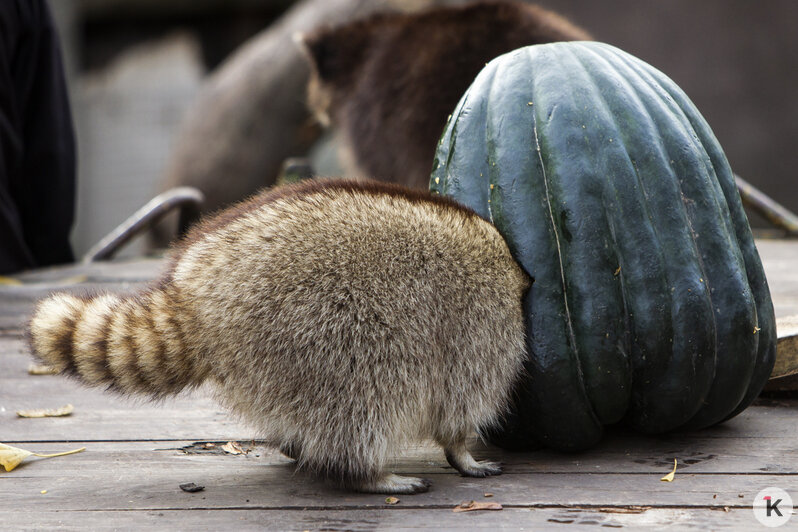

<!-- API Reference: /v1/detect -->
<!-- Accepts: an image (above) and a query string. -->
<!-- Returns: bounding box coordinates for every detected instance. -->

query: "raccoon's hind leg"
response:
[315,461,432,494]
[442,435,502,478]
[354,474,432,495]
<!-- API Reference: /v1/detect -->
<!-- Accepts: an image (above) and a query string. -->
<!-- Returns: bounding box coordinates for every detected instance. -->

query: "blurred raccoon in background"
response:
[300,0,590,189]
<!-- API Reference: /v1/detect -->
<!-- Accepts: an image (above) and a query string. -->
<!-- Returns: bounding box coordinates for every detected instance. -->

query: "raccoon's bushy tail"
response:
[29,287,207,397]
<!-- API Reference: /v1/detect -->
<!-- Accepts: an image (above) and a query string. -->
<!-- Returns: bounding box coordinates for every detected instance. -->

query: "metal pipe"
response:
[82,187,205,263]
[736,174,798,235]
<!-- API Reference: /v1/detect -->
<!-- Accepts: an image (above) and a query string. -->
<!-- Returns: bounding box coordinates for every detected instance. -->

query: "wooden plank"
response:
[757,239,798,318]
[3,458,796,511]
[0,337,250,441]
[773,314,798,378]
[0,507,769,531]
[0,258,162,332]
[2,419,798,477]
[0,407,248,442]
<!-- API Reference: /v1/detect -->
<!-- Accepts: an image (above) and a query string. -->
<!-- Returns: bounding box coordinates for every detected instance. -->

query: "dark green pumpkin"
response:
[430,41,776,451]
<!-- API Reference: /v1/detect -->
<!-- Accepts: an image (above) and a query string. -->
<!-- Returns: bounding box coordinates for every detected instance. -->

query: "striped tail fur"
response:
[28,287,207,397]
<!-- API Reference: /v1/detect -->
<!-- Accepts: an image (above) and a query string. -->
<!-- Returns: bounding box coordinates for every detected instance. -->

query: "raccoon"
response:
[300,0,591,189]
[29,179,530,494]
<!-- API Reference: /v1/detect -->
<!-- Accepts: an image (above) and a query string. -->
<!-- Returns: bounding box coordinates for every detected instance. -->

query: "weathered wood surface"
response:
[2,239,798,530]
[0,257,163,333]
[757,239,798,317]
[0,508,768,532]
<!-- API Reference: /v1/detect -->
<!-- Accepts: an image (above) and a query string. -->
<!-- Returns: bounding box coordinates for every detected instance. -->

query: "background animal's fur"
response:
[302,0,590,189]
[29,179,530,493]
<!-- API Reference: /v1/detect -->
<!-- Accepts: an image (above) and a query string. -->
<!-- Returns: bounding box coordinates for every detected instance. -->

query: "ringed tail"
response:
[28,288,207,397]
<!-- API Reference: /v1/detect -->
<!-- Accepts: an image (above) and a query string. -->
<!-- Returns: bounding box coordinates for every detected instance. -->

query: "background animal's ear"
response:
[296,25,369,82]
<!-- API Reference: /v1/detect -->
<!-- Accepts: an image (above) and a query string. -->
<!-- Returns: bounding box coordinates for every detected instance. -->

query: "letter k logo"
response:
[754,488,792,526]
[765,496,783,517]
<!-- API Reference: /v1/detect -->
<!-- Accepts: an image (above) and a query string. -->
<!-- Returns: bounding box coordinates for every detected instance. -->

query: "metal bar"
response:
[82,187,205,263]
[736,174,798,234]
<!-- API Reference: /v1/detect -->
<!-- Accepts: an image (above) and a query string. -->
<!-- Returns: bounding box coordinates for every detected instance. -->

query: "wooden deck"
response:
[2,241,798,530]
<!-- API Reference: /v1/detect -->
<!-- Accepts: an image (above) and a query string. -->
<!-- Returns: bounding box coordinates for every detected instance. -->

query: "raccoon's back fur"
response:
[29,179,530,493]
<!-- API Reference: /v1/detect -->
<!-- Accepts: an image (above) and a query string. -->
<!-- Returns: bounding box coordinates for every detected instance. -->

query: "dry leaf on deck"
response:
[0,443,85,472]
[385,496,400,505]
[453,500,503,512]
[660,458,677,482]
[16,404,74,418]
[27,364,59,375]
[221,441,246,455]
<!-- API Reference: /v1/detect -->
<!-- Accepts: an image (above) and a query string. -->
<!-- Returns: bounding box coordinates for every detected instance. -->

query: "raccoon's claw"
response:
[445,448,503,477]
[356,473,432,494]
[459,459,502,478]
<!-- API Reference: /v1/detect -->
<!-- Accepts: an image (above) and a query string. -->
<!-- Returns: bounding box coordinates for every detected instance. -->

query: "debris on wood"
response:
[385,496,400,505]
[598,506,651,514]
[484,492,494,498]
[0,443,85,472]
[660,458,677,482]
[40,490,47,494]
[179,482,205,493]
[16,404,74,418]
[221,441,247,455]
[27,364,59,375]
[179,441,264,455]
[771,314,798,379]
[453,500,503,512]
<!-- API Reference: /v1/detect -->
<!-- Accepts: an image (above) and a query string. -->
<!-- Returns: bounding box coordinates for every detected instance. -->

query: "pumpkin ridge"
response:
[631,63,755,427]
[485,47,603,449]
[440,93,466,195]
[600,46,759,427]
[588,46,723,429]
[565,45,702,429]
[529,86,576,379]
[485,57,509,226]
[636,58,775,421]
[530,45,631,425]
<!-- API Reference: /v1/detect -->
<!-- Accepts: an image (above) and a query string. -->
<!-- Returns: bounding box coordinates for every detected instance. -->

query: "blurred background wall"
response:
[48,0,797,258]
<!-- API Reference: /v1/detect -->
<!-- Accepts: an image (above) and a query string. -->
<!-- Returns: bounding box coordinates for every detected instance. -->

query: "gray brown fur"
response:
[301,0,590,189]
[29,179,530,494]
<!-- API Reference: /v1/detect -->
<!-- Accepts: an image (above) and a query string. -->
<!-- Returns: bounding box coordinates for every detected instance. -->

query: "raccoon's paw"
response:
[356,473,432,494]
[458,460,503,478]
[445,448,503,477]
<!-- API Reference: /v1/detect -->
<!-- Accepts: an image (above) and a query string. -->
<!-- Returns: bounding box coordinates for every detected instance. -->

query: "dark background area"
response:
[56,0,798,234]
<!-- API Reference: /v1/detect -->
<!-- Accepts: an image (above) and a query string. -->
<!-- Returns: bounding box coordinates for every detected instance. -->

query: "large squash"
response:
[430,42,776,451]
